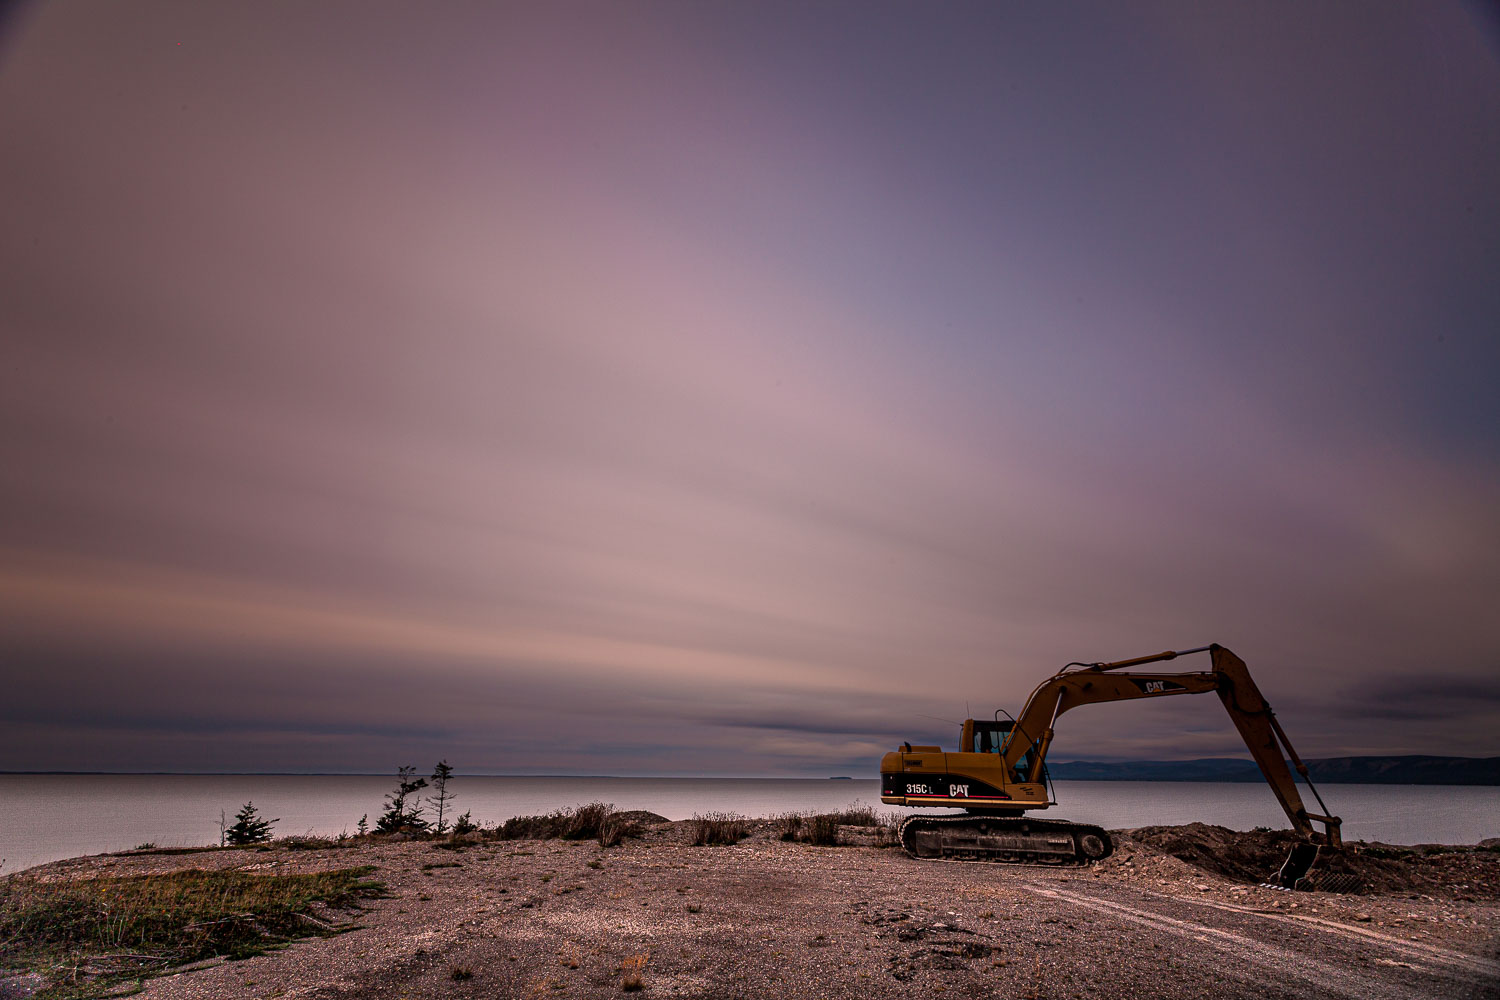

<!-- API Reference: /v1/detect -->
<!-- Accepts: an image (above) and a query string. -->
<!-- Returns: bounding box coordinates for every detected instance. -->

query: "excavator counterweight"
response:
[881,644,1350,889]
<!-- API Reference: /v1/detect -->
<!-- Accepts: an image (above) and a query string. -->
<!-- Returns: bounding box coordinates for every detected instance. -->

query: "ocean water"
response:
[1,774,1496,874]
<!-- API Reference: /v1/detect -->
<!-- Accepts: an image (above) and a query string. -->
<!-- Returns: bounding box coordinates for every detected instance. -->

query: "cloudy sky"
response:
[2,1,1497,775]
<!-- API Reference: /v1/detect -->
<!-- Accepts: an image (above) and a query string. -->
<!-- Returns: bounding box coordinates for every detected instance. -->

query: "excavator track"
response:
[898,814,1113,866]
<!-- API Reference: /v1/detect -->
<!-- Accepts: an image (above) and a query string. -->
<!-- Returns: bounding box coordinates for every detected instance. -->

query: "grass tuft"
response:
[688,813,748,846]
[620,952,649,991]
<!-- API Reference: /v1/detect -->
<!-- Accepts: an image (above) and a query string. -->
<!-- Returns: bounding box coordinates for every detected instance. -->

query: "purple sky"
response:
[2,2,1498,775]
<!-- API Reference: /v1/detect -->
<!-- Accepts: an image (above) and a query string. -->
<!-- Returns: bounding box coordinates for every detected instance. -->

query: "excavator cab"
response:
[966,720,1037,784]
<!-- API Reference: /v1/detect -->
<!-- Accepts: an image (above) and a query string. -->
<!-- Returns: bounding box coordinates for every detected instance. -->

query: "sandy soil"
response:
[11,821,1500,1000]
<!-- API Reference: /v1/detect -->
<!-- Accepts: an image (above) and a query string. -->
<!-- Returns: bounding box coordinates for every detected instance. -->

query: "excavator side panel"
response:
[881,751,1045,809]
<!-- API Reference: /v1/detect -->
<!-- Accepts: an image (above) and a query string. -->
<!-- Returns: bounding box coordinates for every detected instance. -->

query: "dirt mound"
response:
[610,810,670,825]
[1121,823,1305,883]
[1119,823,1500,898]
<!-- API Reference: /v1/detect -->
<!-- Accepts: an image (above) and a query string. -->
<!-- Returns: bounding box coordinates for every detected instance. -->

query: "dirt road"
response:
[101,825,1497,1000]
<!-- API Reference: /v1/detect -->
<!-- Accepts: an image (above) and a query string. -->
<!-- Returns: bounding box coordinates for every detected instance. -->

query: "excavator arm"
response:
[1006,644,1341,847]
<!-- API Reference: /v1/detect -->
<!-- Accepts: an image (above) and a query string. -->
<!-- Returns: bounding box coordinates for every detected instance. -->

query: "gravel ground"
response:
[11,821,1500,1000]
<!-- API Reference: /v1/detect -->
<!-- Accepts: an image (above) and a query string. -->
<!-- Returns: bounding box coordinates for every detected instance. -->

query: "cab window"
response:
[972,724,1012,754]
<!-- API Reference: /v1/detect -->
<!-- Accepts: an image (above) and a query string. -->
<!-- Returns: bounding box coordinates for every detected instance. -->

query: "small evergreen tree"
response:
[225,801,277,845]
[357,813,369,836]
[451,810,476,835]
[376,765,428,833]
[429,760,456,834]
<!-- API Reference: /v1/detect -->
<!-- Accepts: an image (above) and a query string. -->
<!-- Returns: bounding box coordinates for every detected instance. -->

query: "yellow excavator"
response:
[881,644,1347,889]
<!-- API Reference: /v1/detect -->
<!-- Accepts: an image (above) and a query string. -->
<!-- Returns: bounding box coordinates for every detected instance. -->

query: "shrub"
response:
[564,802,614,840]
[226,802,277,845]
[688,813,747,846]
[828,802,881,827]
[771,803,890,846]
[496,803,621,842]
[375,766,429,834]
[598,813,632,848]
[497,812,561,840]
[806,813,840,846]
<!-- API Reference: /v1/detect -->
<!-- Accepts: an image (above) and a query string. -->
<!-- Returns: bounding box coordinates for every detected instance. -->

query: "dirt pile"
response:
[1119,823,1500,898]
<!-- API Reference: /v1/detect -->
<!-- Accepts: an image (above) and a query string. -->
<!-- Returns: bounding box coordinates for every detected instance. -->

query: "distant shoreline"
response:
[5,754,1497,784]
[0,772,875,779]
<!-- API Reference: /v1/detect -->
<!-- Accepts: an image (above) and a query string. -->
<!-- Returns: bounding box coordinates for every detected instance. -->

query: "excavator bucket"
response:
[1265,844,1363,893]
[1270,843,1320,888]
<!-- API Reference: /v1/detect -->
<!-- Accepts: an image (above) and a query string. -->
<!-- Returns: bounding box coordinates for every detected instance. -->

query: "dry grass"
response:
[688,813,748,846]
[774,812,804,841]
[0,866,384,998]
[774,802,890,846]
[620,952,649,991]
[825,803,882,827]
[278,834,359,852]
[494,802,640,846]
[806,813,841,846]
[598,812,630,847]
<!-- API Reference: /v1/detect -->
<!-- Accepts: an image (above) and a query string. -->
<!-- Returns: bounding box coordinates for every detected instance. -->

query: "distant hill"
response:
[1047,755,1500,785]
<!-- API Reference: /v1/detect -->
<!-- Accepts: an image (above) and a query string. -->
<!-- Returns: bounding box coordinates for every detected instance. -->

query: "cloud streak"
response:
[1,1,1497,773]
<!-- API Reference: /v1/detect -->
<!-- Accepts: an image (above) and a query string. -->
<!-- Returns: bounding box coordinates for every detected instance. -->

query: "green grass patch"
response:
[0,866,385,998]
